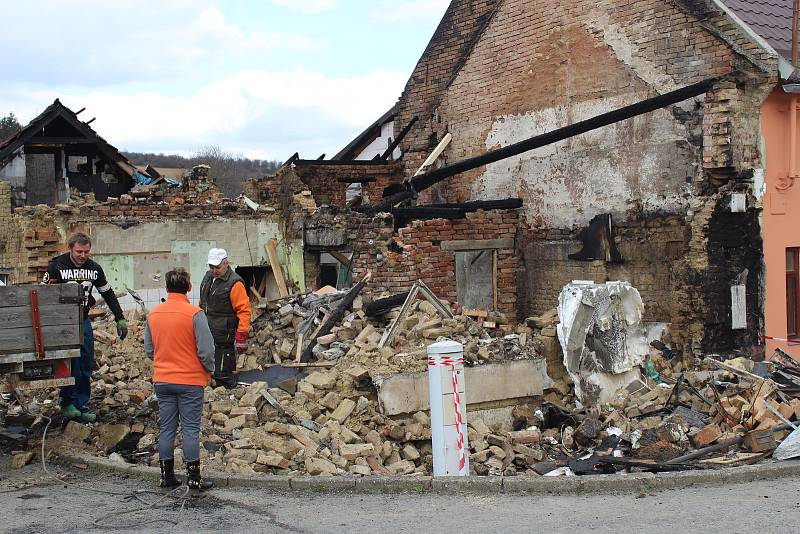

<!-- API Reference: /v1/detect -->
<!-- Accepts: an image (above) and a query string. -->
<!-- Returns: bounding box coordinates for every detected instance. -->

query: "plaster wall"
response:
[88,219,304,311]
[477,94,695,228]
[761,85,800,360]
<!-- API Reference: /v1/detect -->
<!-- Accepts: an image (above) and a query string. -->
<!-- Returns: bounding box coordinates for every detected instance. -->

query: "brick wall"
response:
[0,186,270,285]
[350,209,520,317]
[395,0,777,212]
[522,215,687,321]
[394,0,500,174]
[293,161,403,206]
[384,0,777,354]
[245,162,403,208]
[0,181,12,277]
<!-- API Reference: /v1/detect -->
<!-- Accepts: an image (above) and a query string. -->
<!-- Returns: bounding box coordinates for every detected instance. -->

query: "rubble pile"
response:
[5,285,800,478]
[251,288,541,376]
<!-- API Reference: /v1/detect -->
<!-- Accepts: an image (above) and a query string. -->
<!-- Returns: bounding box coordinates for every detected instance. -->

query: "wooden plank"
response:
[0,303,80,329]
[378,285,419,348]
[413,133,452,176]
[329,251,352,267]
[265,239,289,298]
[1,376,75,393]
[294,333,304,363]
[0,348,79,365]
[455,250,493,310]
[249,285,263,302]
[0,324,82,354]
[0,284,83,308]
[440,238,515,251]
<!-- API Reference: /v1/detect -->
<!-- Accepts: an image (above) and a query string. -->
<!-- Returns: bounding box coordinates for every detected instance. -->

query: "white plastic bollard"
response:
[427,339,469,476]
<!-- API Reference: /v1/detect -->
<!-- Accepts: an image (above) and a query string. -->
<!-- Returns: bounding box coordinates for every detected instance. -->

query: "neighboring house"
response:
[725,1,800,359]
[333,106,399,162]
[352,0,800,359]
[0,99,141,206]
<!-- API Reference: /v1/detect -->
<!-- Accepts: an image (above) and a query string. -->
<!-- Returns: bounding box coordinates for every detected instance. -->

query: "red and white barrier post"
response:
[427,340,469,476]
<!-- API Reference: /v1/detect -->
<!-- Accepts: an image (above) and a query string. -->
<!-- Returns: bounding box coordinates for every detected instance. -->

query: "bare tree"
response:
[122,147,280,198]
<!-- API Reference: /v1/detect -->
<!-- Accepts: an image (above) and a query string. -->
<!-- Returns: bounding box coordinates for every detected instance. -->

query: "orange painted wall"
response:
[761,85,800,360]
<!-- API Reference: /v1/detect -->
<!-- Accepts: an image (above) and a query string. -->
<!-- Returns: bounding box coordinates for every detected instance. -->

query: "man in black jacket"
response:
[44,232,127,422]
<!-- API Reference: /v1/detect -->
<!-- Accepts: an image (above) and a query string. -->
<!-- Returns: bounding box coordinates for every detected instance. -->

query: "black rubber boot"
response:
[159,459,181,488]
[214,349,238,389]
[186,460,213,491]
[212,347,237,388]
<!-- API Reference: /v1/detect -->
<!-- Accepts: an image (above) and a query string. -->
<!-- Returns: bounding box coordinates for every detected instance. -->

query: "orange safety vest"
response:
[149,293,211,386]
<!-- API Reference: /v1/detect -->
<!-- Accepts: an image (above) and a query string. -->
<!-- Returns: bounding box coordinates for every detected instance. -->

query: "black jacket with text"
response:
[43,253,124,322]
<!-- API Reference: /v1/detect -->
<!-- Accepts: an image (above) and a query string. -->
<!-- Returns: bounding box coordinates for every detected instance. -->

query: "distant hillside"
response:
[123,147,282,197]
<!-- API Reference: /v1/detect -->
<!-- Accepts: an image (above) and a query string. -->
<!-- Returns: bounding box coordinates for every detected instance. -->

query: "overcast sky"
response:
[0,0,450,160]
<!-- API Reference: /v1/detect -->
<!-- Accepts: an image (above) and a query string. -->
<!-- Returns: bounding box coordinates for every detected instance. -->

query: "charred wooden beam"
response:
[364,291,410,317]
[281,152,299,168]
[365,79,716,214]
[337,175,377,183]
[424,198,523,212]
[294,159,389,167]
[380,115,419,161]
[300,273,371,362]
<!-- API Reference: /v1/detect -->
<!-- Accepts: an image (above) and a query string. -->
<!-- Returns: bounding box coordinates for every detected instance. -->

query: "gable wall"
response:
[393,0,777,356]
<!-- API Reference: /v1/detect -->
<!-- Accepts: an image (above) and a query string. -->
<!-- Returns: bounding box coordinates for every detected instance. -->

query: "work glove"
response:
[116,319,128,341]
[234,330,248,354]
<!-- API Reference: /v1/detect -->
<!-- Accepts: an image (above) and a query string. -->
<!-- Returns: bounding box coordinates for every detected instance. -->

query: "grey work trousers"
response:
[154,382,204,463]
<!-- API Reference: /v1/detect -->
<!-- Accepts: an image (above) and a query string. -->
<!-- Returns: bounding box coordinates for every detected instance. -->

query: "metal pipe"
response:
[789,95,800,178]
[793,0,799,66]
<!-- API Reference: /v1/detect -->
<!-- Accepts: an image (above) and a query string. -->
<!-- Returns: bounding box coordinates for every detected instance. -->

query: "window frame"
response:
[788,247,800,338]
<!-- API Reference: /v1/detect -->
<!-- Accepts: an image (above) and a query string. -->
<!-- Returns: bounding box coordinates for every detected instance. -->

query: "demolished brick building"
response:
[6,1,800,479]
[296,0,800,362]
[2,1,799,363]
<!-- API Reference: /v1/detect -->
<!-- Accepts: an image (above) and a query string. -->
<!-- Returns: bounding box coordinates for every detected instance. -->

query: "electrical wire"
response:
[9,391,193,528]
[243,220,255,266]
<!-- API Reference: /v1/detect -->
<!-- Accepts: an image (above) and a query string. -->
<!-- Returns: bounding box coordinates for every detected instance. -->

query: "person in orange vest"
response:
[144,268,215,491]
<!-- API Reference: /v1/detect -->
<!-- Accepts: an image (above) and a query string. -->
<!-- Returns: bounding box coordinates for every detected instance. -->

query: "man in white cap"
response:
[199,248,251,388]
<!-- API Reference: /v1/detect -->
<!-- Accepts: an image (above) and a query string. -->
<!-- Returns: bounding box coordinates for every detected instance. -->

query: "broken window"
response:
[235,266,274,301]
[455,249,495,310]
[788,247,799,338]
[320,252,353,290]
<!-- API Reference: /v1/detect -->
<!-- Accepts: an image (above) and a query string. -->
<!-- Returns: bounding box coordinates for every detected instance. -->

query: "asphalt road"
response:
[2,457,799,534]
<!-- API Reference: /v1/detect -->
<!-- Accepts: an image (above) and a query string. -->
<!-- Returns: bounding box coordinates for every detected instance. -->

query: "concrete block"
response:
[376,359,550,416]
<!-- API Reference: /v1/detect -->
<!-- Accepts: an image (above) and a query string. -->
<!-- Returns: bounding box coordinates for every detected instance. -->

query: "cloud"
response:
[370,0,450,22]
[269,0,337,14]
[0,0,323,87]
[3,68,407,160]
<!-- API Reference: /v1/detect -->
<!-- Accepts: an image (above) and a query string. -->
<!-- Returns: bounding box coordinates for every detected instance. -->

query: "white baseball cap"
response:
[207,248,228,266]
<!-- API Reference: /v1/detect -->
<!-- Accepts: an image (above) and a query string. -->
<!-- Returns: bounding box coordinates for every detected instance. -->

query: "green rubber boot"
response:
[79,410,96,423]
[61,404,81,420]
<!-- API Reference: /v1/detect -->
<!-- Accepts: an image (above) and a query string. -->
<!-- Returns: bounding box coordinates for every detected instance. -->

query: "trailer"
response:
[0,284,83,392]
